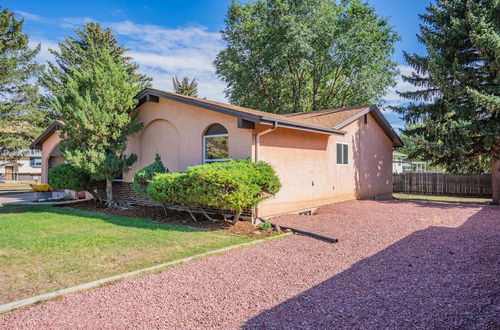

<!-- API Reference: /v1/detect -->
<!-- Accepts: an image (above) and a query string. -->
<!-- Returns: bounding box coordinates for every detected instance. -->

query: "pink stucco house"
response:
[31,88,402,219]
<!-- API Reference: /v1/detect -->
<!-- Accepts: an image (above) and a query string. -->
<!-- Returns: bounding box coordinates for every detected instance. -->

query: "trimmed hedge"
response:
[132,153,168,195]
[147,159,281,221]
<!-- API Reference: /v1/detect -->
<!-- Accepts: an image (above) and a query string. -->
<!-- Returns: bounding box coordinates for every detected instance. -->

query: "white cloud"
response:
[29,38,59,64]
[382,65,422,108]
[59,17,96,29]
[14,10,46,22]
[108,21,226,101]
[23,16,228,101]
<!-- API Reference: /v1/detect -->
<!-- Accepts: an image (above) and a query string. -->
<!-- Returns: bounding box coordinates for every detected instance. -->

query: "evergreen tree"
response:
[47,23,149,207]
[0,8,46,157]
[172,76,198,97]
[214,0,399,113]
[393,0,500,204]
[42,22,151,113]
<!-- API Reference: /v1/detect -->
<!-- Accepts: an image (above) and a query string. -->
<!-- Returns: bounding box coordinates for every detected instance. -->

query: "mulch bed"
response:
[65,201,276,238]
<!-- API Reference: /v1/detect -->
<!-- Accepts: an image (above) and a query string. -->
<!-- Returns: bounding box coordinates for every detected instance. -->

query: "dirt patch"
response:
[65,201,276,238]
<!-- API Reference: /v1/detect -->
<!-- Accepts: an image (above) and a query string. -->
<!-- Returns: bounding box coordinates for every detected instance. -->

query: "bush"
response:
[48,164,101,200]
[30,184,53,192]
[259,220,272,231]
[147,159,281,222]
[147,172,187,205]
[49,164,91,191]
[132,153,168,195]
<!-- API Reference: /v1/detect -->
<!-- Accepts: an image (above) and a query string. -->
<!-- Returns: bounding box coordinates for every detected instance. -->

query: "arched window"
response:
[203,124,228,163]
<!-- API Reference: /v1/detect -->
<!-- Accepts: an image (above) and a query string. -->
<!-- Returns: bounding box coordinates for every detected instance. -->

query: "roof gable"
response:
[30,120,65,150]
[285,105,403,147]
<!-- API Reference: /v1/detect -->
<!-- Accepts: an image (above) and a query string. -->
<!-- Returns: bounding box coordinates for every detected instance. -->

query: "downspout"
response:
[253,121,278,223]
[255,121,278,162]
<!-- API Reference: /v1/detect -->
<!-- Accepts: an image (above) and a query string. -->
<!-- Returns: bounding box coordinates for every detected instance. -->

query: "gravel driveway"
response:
[1,200,498,329]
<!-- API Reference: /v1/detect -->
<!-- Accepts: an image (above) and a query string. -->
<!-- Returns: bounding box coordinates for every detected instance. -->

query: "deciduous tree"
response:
[214,0,399,113]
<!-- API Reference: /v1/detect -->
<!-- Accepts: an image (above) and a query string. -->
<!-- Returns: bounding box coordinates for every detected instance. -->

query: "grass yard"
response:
[393,193,491,204]
[0,204,253,305]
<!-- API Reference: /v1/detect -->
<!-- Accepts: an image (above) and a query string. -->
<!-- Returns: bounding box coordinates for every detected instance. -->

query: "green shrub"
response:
[259,220,272,231]
[147,159,281,222]
[49,164,92,192]
[132,153,168,195]
[48,163,101,199]
[147,172,187,205]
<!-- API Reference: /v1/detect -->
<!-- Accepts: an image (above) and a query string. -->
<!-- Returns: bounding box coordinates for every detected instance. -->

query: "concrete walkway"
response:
[0,192,37,205]
[1,200,498,329]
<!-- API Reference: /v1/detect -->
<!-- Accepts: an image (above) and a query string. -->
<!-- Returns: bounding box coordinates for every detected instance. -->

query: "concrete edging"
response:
[0,232,292,314]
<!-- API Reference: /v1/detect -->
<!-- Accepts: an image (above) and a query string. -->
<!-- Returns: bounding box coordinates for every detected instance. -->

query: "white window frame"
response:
[203,133,229,164]
[336,142,349,165]
[30,157,42,167]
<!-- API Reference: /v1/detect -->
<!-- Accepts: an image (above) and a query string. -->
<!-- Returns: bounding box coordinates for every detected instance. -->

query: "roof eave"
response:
[136,88,345,136]
[260,117,345,135]
[30,121,65,150]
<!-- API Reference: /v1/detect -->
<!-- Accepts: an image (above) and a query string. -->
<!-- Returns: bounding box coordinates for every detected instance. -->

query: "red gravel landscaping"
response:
[1,200,498,329]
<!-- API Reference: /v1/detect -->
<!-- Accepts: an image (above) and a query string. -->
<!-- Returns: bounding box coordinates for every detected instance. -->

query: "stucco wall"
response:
[355,113,393,198]
[123,97,254,181]
[257,113,393,217]
[41,131,61,184]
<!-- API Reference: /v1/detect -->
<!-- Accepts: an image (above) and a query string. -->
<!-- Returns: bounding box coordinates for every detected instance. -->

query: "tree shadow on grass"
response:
[245,205,500,329]
[0,204,199,233]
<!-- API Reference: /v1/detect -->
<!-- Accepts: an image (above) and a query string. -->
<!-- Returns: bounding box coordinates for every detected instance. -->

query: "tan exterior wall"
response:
[0,157,41,181]
[355,113,394,198]
[36,103,393,219]
[257,113,393,217]
[16,158,41,176]
[123,97,254,181]
[40,131,62,184]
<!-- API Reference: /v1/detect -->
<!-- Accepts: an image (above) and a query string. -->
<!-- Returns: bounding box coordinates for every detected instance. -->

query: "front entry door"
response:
[5,166,14,180]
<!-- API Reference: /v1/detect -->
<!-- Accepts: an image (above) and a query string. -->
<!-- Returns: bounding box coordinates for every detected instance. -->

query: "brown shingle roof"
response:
[136,89,346,135]
[136,89,403,146]
[284,105,371,128]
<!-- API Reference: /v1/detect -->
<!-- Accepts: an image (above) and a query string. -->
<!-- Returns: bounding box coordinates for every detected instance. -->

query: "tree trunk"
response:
[232,212,241,225]
[492,157,500,205]
[105,179,115,209]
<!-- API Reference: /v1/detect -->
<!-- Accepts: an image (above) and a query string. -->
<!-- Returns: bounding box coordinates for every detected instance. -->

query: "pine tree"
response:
[51,48,142,208]
[172,76,198,97]
[393,0,500,204]
[0,8,46,157]
[46,23,150,207]
[42,22,151,113]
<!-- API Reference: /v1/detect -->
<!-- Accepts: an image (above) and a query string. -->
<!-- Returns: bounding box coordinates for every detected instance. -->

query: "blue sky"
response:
[6,0,431,129]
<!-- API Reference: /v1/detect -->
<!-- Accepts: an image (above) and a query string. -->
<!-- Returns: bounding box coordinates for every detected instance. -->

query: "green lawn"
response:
[0,205,252,304]
[393,193,491,204]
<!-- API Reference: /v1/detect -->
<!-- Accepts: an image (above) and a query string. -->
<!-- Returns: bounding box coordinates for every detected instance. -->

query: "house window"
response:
[30,157,42,167]
[336,143,349,165]
[203,124,228,163]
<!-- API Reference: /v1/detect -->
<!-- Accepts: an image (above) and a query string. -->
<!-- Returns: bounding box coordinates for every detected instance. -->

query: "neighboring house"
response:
[392,151,427,174]
[0,150,42,182]
[31,89,403,219]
